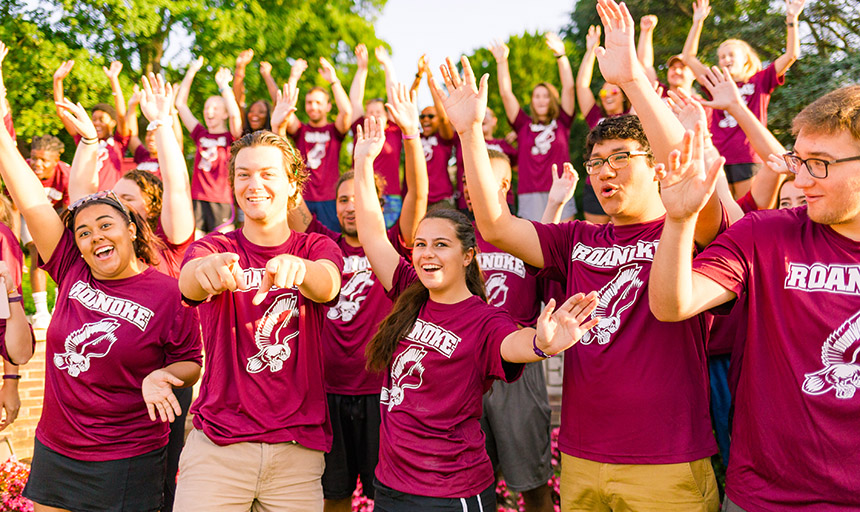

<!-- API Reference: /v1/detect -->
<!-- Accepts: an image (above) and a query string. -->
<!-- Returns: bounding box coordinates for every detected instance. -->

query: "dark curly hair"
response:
[31,135,65,155]
[585,115,655,166]
[120,169,164,231]
[242,99,273,135]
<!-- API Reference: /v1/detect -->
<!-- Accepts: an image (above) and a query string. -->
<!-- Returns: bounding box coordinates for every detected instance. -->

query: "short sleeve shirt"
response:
[692,208,860,510]
[420,133,454,203]
[374,258,521,498]
[292,123,345,202]
[181,229,343,450]
[36,229,203,461]
[133,145,162,179]
[511,108,573,194]
[190,125,233,204]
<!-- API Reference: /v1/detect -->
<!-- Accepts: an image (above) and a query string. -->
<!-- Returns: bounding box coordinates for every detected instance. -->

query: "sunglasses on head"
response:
[68,190,130,218]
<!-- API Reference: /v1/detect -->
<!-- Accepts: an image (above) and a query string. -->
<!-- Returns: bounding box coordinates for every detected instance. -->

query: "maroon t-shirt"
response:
[476,227,540,327]
[3,113,14,142]
[292,123,344,202]
[709,64,783,165]
[692,208,860,511]
[154,220,193,279]
[511,108,572,194]
[190,125,233,204]
[74,130,129,190]
[133,145,162,180]
[351,117,403,197]
[36,229,203,461]
[375,258,521,498]
[181,228,343,450]
[0,223,32,363]
[307,217,408,395]
[584,104,632,130]
[454,135,517,209]
[420,133,454,203]
[532,218,717,463]
[21,159,70,209]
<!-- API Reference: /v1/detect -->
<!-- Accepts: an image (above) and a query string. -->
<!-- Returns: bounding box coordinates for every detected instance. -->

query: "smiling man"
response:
[175,130,342,512]
[650,85,860,511]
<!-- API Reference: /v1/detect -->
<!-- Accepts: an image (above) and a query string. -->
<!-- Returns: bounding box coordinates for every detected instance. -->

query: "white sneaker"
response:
[32,311,52,330]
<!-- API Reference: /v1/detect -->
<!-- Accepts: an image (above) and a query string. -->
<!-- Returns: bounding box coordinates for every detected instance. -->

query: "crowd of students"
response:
[0,0,858,510]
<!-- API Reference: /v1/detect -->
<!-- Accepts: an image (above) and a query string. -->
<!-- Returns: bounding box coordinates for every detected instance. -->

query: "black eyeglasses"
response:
[584,151,651,175]
[783,152,860,179]
[68,190,130,218]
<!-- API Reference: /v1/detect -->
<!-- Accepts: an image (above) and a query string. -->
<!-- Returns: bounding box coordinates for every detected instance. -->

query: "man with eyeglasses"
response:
[650,84,860,511]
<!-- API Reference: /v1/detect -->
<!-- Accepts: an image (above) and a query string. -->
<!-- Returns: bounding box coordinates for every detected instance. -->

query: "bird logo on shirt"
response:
[530,120,557,156]
[580,263,644,346]
[485,273,510,308]
[54,318,121,377]
[381,344,427,411]
[328,270,375,322]
[802,310,860,400]
[247,294,299,373]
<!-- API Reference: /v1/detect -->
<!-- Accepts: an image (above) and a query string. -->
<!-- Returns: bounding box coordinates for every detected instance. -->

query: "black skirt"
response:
[24,437,167,512]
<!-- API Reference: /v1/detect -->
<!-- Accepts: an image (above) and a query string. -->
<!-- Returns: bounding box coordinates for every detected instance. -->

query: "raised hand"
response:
[548,163,579,207]
[692,0,711,23]
[318,57,339,84]
[374,45,393,68]
[697,66,743,111]
[417,54,429,74]
[55,98,98,140]
[127,84,142,111]
[192,252,247,296]
[259,61,273,76]
[488,40,509,62]
[430,56,488,135]
[139,73,175,123]
[270,83,299,132]
[142,369,184,422]
[766,153,790,174]
[655,121,724,221]
[102,60,123,81]
[236,49,254,68]
[545,32,566,55]
[289,58,308,82]
[53,60,75,81]
[640,14,658,31]
[253,255,307,305]
[355,44,369,70]
[354,116,386,165]
[215,67,233,90]
[666,88,708,131]
[384,83,420,136]
[535,292,601,356]
[585,25,602,51]
[595,0,641,86]
[785,0,806,21]
[188,56,204,74]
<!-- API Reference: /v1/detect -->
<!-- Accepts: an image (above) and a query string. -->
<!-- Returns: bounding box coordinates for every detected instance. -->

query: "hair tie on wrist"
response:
[402,133,419,140]
[2,374,21,380]
[80,136,99,145]
[7,295,22,303]
[533,334,554,359]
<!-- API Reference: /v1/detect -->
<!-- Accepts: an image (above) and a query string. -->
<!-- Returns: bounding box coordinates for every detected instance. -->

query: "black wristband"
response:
[2,374,21,380]
[7,295,22,303]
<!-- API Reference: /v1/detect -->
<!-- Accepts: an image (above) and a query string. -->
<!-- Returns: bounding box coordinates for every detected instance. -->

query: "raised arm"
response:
[354,117,401,290]
[575,26,601,116]
[319,57,353,135]
[541,163,578,223]
[424,65,455,140]
[773,0,806,76]
[374,46,398,96]
[259,61,279,104]
[126,86,143,154]
[488,41,520,124]
[385,83,428,245]
[233,49,254,111]
[698,66,788,208]
[432,56,544,268]
[215,67,243,139]
[546,32,576,117]
[103,61,128,137]
[270,83,300,139]
[284,58,307,135]
[175,56,204,133]
[637,15,659,84]
[650,123,736,321]
[680,0,712,79]
[410,55,427,96]
[60,99,100,203]
[140,73,194,244]
[0,93,65,262]
[349,45,369,123]
[53,60,78,136]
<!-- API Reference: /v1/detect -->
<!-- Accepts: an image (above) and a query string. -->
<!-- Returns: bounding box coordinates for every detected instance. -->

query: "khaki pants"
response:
[174,429,325,512]
[560,453,719,512]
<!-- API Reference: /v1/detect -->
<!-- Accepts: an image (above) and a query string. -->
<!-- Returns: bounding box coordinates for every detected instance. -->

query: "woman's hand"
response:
[142,369,184,422]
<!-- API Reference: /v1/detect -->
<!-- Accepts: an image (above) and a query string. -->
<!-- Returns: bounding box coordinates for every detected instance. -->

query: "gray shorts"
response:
[517,192,577,223]
[481,361,553,492]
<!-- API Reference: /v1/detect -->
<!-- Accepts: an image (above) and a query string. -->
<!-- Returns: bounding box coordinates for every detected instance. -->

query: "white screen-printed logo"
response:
[580,263,644,346]
[328,269,375,322]
[802,310,860,399]
[380,344,427,411]
[247,293,299,373]
[54,319,121,377]
[530,120,557,156]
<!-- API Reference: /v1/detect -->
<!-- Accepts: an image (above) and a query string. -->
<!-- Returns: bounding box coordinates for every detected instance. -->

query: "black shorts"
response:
[582,182,607,216]
[193,199,233,233]
[723,163,760,184]
[373,479,495,512]
[24,437,167,512]
[322,393,381,500]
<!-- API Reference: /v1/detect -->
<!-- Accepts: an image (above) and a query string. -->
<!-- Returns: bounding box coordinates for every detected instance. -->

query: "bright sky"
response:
[373,0,574,106]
